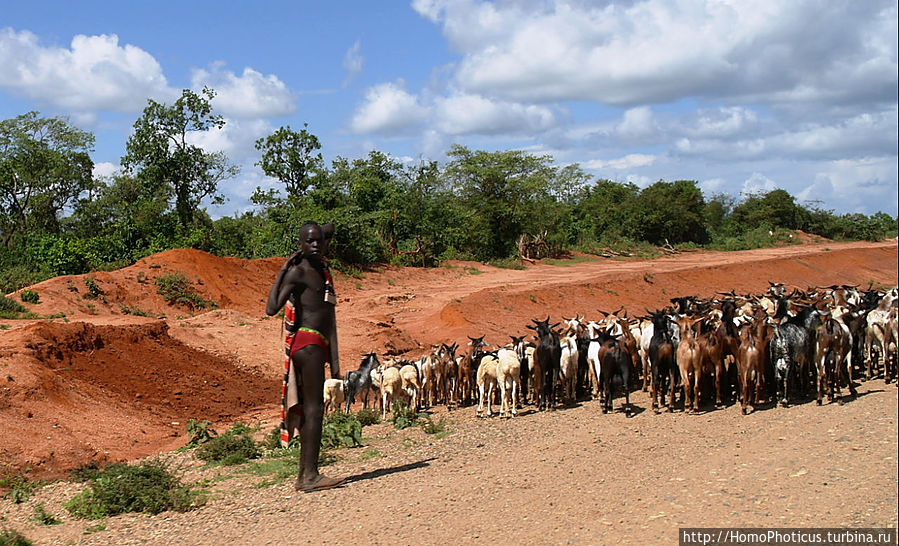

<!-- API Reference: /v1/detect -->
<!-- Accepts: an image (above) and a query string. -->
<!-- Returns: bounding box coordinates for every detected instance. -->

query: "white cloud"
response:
[616,106,656,141]
[684,107,758,139]
[92,161,119,180]
[434,93,555,135]
[0,28,173,114]
[583,153,657,170]
[417,1,896,107]
[342,39,363,87]
[349,81,428,135]
[191,63,294,118]
[741,172,777,197]
[185,117,274,162]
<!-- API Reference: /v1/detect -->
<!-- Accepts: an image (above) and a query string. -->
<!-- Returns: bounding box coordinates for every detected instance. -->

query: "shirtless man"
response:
[266,221,344,492]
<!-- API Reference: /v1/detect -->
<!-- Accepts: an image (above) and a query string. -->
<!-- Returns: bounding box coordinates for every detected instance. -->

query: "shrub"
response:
[194,424,259,465]
[420,415,449,436]
[0,474,45,504]
[390,400,421,430]
[64,460,202,519]
[30,504,61,525]
[155,272,217,311]
[0,528,32,545]
[19,290,39,304]
[69,461,103,482]
[354,407,381,426]
[320,412,363,449]
[184,419,217,448]
[0,296,28,319]
[82,277,104,300]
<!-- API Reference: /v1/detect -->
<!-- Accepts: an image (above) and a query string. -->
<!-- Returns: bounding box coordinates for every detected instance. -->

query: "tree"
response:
[633,180,708,245]
[254,124,323,198]
[730,189,802,232]
[0,111,94,246]
[121,87,238,229]
[444,145,557,260]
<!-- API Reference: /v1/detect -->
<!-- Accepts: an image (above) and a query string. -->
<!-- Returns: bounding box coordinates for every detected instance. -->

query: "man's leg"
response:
[294,346,343,491]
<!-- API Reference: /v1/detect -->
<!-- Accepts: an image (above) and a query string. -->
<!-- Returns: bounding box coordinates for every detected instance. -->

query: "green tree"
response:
[444,145,557,260]
[0,111,95,247]
[633,180,708,244]
[254,124,323,198]
[731,189,802,232]
[121,87,238,230]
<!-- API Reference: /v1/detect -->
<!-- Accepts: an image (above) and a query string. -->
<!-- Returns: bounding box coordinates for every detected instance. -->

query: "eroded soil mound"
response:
[0,319,277,478]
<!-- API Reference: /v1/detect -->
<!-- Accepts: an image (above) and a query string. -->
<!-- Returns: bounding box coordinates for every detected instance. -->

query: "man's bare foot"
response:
[296,474,345,493]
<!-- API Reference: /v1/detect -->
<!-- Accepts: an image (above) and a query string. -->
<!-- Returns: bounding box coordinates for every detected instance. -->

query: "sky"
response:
[2,0,897,218]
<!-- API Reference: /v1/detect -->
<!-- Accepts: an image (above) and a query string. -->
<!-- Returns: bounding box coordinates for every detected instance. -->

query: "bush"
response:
[30,504,61,525]
[184,419,217,448]
[420,415,449,436]
[320,412,363,449]
[82,277,104,300]
[64,460,202,519]
[155,272,217,311]
[194,424,259,465]
[18,289,39,304]
[0,528,32,545]
[390,401,421,430]
[0,296,29,319]
[354,407,381,426]
[69,461,103,482]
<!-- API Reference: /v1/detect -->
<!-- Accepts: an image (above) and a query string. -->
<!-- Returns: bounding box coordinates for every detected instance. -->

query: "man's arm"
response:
[266,254,302,316]
[328,307,341,379]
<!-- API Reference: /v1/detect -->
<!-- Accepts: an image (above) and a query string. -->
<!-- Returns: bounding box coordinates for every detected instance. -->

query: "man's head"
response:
[298,222,324,261]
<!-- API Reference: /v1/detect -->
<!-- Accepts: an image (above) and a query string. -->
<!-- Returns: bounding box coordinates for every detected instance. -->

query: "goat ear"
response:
[526,324,536,331]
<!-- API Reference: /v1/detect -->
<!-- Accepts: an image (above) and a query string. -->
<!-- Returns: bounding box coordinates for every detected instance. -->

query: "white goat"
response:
[476,354,498,417]
[495,348,521,417]
[323,378,346,414]
[379,365,402,420]
[399,363,422,411]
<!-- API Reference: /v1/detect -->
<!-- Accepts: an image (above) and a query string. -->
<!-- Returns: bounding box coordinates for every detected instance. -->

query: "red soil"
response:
[1,238,896,480]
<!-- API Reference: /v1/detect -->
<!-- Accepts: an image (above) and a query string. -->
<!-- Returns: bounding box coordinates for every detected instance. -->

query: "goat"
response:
[344,352,380,413]
[558,324,579,405]
[648,310,678,412]
[399,363,422,412]
[677,316,704,413]
[458,336,486,407]
[527,317,561,410]
[735,323,764,415]
[864,287,898,380]
[510,335,531,406]
[476,354,499,417]
[323,378,346,415]
[379,365,402,420]
[495,348,521,417]
[589,330,633,416]
[441,342,459,409]
[770,305,820,406]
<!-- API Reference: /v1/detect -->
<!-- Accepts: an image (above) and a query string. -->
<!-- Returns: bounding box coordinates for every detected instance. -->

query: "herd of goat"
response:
[323,282,898,419]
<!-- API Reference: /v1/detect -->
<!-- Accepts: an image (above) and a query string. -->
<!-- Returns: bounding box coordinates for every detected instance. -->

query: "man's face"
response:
[299,226,324,259]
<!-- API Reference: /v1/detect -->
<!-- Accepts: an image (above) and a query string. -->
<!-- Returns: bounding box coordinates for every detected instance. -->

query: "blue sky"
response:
[2,0,897,218]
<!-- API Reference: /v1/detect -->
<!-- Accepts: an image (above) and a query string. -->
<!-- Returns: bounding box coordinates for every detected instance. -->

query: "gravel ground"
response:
[4,379,896,545]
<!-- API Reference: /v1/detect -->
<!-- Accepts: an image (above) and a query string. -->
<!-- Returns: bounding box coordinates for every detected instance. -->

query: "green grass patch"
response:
[119,304,153,317]
[420,414,449,436]
[390,401,422,430]
[194,424,259,465]
[29,504,61,526]
[0,474,46,504]
[155,272,217,311]
[82,277,105,301]
[541,254,598,267]
[64,460,204,519]
[321,412,363,449]
[0,528,32,545]
[0,295,34,319]
[18,290,39,304]
[487,257,526,270]
[354,408,381,426]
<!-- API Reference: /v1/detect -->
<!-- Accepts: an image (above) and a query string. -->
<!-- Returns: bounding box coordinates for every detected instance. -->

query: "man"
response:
[266,221,344,492]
